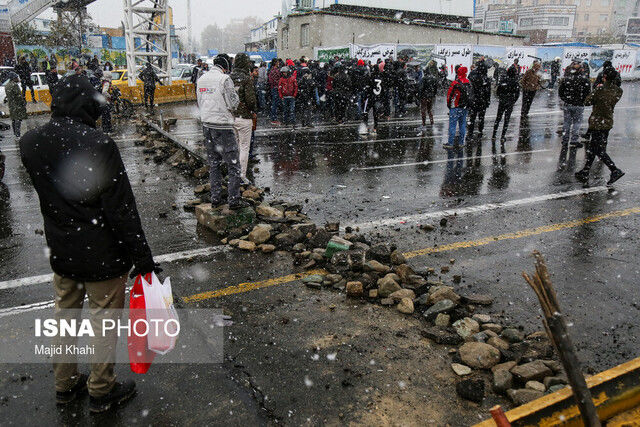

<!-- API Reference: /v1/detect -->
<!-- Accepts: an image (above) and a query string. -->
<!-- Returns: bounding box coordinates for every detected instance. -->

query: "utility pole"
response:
[187,0,192,59]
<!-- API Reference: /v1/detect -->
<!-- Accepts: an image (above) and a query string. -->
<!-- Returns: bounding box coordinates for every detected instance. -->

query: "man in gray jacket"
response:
[197,54,247,209]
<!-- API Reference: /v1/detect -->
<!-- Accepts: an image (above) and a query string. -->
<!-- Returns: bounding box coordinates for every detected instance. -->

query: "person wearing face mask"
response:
[19,72,159,413]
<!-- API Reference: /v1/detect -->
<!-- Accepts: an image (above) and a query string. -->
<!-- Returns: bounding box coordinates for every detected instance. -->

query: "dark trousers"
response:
[362,96,379,130]
[420,97,434,125]
[468,107,487,137]
[270,87,281,122]
[299,99,312,126]
[21,79,35,101]
[144,86,155,109]
[583,129,617,172]
[11,119,21,137]
[493,101,514,138]
[334,95,347,123]
[282,97,296,125]
[101,104,112,133]
[203,126,241,205]
[521,90,536,116]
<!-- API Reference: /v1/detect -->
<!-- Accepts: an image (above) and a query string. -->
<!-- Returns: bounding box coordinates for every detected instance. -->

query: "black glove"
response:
[129,261,162,279]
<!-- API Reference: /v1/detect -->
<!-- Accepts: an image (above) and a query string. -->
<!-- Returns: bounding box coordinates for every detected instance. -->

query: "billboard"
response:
[332,0,474,18]
[626,17,640,35]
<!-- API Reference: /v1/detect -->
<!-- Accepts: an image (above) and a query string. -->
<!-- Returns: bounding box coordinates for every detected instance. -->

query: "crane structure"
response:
[122,0,172,86]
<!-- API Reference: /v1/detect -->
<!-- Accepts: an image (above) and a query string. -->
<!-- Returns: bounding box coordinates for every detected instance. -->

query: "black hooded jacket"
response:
[468,63,491,110]
[559,68,591,106]
[496,67,520,106]
[19,74,154,282]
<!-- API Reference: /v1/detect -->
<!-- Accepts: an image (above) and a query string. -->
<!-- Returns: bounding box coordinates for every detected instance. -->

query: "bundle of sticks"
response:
[522,251,601,427]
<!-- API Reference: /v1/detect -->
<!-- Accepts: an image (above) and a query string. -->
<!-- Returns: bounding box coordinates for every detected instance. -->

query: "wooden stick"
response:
[522,251,601,427]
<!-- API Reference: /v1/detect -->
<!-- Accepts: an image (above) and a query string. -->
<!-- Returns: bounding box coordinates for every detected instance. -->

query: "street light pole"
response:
[187,0,192,59]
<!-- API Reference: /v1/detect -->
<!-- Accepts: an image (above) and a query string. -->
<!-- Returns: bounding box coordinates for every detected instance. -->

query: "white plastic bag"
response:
[142,272,179,355]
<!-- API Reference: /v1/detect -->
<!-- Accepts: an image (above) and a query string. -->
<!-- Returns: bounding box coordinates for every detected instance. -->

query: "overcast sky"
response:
[44,0,281,42]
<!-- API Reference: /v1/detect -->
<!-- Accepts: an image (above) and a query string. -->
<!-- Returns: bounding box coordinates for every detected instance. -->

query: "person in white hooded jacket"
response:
[197,54,247,209]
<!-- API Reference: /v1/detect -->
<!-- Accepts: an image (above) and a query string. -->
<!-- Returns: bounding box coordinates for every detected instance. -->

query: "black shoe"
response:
[228,200,250,210]
[575,170,589,183]
[570,141,584,148]
[89,380,136,413]
[607,169,625,186]
[56,374,88,405]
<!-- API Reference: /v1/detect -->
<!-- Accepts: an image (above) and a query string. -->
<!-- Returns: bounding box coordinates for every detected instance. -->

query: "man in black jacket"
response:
[140,63,162,112]
[467,61,491,140]
[493,65,520,142]
[16,56,36,102]
[559,60,591,148]
[20,74,159,413]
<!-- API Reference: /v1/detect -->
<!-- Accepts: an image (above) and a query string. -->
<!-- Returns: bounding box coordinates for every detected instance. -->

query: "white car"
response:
[171,65,195,82]
[0,72,49,103]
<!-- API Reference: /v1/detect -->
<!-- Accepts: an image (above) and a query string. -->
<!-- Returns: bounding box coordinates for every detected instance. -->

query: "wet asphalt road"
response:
[1,82,640,424]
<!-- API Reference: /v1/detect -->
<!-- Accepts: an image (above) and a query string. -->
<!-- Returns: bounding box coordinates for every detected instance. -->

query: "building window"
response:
[549,17,569,26]
[600,14,608,22]
[485,21,498,29]
[282,28,289,49]
[519,18,533,27]
[586,0,591,5]
[300,23,310,47]
[584,13,589,21]
[600,0,609,5]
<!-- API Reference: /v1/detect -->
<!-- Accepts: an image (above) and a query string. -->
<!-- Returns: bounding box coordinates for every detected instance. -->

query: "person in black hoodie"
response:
[19,74,159,413]
[493,65,520,142]
[332,65,351,124]
[418,61,439,129]
[467,61,491,140]
[559,60,591,148]
[297,65,316,128]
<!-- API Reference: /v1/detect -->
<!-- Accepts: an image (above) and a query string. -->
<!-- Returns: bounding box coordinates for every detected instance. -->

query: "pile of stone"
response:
[293,233,567,407]
[191,197,567,407]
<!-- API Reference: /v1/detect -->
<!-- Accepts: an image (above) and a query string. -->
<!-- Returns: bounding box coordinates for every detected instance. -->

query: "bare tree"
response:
[200,16,261,54]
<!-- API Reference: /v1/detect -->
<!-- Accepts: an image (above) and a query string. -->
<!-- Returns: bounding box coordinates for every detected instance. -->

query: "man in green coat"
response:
[575,68,624,186]
[5,72,27,137]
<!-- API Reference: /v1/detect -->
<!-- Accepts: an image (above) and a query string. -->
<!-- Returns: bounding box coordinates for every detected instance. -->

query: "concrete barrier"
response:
[22,81,197,109]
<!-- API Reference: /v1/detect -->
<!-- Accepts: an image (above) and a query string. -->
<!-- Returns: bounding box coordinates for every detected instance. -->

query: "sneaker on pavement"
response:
[89,380,136,413]
[56,374,88,405]
[607,169,625,186]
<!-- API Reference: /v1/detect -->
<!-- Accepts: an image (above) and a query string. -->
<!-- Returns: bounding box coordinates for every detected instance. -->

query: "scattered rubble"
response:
[147,112,569,410]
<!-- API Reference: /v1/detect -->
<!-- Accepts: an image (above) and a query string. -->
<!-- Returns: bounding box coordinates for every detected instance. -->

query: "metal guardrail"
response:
[139,115,205,163]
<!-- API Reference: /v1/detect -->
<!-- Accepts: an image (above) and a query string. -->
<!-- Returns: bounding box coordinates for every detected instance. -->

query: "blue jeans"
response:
[257,84,267,111]
[283,96,295,125]
[448,107,467,146]
[270,87,280,122]
[562,104,584,146]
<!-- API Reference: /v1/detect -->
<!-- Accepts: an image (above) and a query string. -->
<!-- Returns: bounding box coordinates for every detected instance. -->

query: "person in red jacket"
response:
[278,66,298,127]
[446,66,472,148]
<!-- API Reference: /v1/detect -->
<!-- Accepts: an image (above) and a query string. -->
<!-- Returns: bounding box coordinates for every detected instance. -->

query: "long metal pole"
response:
[187,0,192,59]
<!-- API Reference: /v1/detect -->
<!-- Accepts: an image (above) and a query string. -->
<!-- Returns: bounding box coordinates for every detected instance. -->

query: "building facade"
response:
[475,0,621,42]
[472,4,577,43]
[277,10,524,60]
[245,17,278,52]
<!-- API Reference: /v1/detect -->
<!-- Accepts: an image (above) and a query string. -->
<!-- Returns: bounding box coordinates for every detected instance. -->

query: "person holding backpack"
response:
[446,66,472,148]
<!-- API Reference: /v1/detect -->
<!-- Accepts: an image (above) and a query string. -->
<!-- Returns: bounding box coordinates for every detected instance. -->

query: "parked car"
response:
[171,64,194,83]
[110,69,143,87]
[0,72,49,103]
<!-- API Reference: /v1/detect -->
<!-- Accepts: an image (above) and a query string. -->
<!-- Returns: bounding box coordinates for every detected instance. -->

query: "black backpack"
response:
[456,79,474,108]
